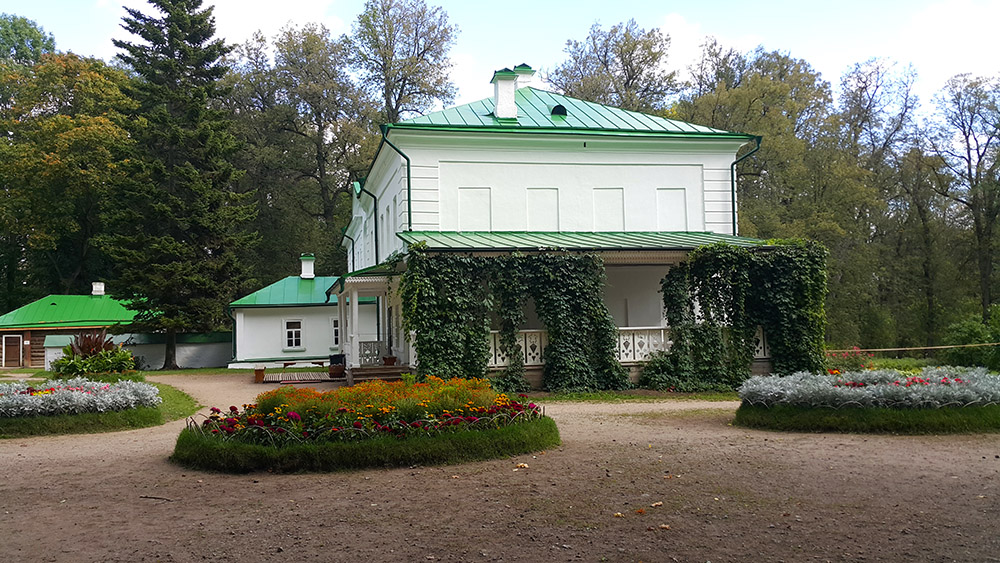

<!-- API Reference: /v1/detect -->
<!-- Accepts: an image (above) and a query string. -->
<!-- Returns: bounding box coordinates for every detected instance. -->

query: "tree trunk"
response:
[973,212,993,323]
[162,327,180,370]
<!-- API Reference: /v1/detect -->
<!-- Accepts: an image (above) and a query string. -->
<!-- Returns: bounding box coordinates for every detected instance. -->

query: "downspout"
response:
[225,306,236,363]
[341,227,356,273]
[380,125,413,231]
[729,135,762,235]
[354,180,379,264]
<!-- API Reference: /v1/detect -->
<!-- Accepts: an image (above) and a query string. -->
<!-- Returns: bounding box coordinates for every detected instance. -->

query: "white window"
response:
[284,319,303,350]
[330,317,340,347]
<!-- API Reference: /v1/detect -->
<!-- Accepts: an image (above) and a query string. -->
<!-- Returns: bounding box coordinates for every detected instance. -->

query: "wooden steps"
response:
[259,365,412,385]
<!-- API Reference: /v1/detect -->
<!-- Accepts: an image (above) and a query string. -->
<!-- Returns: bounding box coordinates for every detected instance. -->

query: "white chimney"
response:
[491,68,518,119]
[513,63,535,88]
[91,282,105,296]
[299,253,315,279]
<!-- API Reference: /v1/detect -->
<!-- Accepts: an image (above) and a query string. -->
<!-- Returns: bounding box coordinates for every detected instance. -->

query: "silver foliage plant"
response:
[738,367,1000,409]
[0,378,162,418]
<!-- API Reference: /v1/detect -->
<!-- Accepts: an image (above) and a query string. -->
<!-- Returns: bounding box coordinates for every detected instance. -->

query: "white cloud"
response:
[887,0,1000,103]
[660,13,762,83]
[210,0,346,45]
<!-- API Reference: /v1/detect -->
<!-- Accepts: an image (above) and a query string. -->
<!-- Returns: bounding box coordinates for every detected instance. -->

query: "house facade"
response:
[335,65,767,379]
[228,254,377,368]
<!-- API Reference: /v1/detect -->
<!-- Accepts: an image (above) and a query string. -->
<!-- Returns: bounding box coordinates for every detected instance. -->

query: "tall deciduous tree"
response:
[0,13,55,66]
[548,19,677,113]
[349,0,457,123]
[105,0,257,368]
[0,54,133,314]
[927,74,1000,323]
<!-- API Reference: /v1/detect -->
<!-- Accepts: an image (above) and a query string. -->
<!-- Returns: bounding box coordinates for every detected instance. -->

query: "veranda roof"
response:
[395,231,766,252]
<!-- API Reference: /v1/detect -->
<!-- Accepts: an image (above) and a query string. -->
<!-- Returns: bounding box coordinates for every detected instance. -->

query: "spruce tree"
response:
[104,0,256,369]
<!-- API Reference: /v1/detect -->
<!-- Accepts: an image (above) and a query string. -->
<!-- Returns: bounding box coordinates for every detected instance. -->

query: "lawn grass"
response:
[170,416,561,474]
[0,383,199,439]
[733,403,1000,434]
[529,390,739,403]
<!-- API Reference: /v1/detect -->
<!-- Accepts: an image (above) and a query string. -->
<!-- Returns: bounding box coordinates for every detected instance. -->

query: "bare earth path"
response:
[2,373,1000,562]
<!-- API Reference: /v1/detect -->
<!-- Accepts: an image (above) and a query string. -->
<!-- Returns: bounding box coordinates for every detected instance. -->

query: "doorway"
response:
[2,334,22,368]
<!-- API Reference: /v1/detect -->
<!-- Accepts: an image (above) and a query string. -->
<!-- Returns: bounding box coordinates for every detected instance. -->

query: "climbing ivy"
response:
[398,246,628,392]
[641,240,827,390]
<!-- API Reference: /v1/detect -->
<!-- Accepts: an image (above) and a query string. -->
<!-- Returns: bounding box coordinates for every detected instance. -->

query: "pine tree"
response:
[104,0,256,369]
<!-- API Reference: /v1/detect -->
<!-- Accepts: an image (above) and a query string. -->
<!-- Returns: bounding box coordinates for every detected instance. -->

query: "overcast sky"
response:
[7,0,1000,109]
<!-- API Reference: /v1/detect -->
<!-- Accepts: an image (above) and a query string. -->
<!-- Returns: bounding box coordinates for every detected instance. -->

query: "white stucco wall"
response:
[349,130,748,272]
[604,265,669,327]
[232,304,377,364]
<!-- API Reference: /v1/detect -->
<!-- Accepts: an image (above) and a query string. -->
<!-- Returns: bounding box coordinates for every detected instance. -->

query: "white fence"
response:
[486,325,769,368]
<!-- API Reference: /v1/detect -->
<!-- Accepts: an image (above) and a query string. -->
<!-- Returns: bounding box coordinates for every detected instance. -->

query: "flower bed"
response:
[0,377,162,418]
[171,377,561,473]
[734,367,1000,434]
[738,367,1000,409]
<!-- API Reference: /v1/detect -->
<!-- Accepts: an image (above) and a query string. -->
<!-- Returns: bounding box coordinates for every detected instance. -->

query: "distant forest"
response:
[2,2,998,352]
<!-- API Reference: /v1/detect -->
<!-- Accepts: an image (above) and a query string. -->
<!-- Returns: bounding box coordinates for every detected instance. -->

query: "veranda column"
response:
[350,286,360,368]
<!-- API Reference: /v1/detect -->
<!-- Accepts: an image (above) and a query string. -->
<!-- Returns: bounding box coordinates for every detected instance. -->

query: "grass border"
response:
[733,403,1000,434]
[0,383,199,439]
[170,416,561,473]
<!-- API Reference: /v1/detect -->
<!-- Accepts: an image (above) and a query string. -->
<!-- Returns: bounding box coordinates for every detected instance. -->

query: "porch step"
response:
[261,371,331,384]
[348,365,410,382]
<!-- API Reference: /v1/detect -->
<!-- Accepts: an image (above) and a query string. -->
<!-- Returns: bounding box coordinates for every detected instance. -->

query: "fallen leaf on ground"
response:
[516,463,529,468]
[651,502,663,507]
[659,524,671,530]
[613,512,625,518]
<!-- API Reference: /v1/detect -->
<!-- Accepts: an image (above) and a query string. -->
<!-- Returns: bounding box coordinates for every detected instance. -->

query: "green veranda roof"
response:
[396,231,765,251]
[0,294,136,330]
[391,87,751,138]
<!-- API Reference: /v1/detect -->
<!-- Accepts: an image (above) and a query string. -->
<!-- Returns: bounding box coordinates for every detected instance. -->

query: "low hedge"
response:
[171,416,561,473]
[733,403,1000,434]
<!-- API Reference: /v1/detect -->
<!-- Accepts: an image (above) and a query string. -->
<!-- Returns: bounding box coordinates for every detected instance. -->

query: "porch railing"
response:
[486,325,769,368]
[487,327,671,368]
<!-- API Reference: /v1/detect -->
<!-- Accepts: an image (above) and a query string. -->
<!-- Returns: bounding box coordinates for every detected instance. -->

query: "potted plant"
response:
[253,364,266,383]
[328,353,346,378]
[382,342,397,366]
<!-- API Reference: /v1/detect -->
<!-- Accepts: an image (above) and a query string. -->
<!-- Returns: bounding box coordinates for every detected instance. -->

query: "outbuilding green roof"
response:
[231,276,341,308]
[390,87,750,138]
[396,231,766,251]
[0,295,136,330]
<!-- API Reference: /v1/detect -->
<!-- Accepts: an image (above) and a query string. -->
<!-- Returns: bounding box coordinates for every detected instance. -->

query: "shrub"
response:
[825,346,874,374]
[941,317,1000,370]
[638,350,737,392]
[52,347,136,377]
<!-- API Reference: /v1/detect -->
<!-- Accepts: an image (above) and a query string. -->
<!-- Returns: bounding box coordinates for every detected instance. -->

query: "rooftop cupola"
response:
[299,253,315,279]
[491,67,518,119]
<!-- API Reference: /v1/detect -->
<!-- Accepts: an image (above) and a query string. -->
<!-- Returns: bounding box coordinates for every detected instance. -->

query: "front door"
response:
[2,335,22,367]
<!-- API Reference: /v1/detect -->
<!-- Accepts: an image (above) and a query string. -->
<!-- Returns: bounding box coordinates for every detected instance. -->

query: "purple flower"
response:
[287,411,301,422]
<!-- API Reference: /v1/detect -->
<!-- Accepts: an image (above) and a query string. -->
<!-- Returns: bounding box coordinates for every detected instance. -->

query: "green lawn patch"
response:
[733,403,1000,434]
[0,383,199,439]
[170,416,560,473]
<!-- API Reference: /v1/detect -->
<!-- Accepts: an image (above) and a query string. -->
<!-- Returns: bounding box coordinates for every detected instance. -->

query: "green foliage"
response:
[51,347,136,376]
[170,416,560,473]
[399,246,628,391]
[103,0,257,367]
[941,314,1000,370]
[0,383,197,438]
[733,404,1000,434]
[0,13,55,66]
[549,19,676,113]
[69,329,115,358]
[349,0,457,123]
[644,241,827,391]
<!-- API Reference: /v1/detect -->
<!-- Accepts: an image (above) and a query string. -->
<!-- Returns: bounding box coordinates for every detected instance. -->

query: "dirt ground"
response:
[2,373,1000,563]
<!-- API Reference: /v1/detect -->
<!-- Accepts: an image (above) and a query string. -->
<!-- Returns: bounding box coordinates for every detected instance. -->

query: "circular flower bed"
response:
[734,367,1000,433]
[171,377,560,473]
[0,377,162,417]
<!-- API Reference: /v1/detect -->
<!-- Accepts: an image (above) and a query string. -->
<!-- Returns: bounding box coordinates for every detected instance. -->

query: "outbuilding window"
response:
[284,319,303,350]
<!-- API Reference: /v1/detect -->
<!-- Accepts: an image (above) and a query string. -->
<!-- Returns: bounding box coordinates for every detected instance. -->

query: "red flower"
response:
[229,405,239,413]
[287,411,301,422]
[353,421,363,429]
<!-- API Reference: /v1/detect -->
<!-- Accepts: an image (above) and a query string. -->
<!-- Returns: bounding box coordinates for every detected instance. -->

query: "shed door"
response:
[3,335,22,367]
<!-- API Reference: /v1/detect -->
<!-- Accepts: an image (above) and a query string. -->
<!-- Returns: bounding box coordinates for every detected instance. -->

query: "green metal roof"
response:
[0,294,137,330]
[396,231,766,251]
[391,87,750,138]
[231,276,342,308]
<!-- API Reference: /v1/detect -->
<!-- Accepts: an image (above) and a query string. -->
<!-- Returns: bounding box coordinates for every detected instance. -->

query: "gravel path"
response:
[2,374,999,562]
